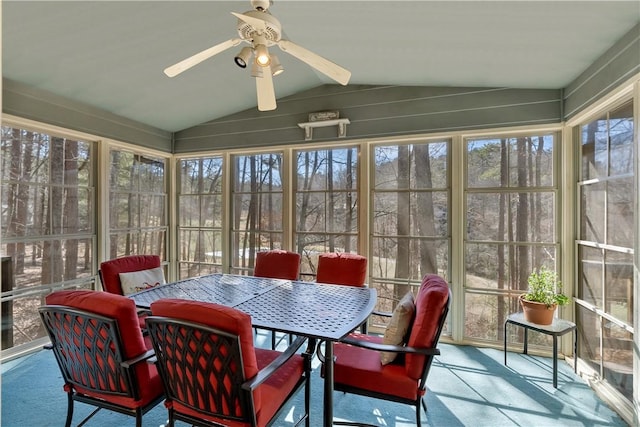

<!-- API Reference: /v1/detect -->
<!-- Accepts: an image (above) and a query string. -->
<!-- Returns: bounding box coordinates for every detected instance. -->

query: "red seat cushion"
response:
[333,334,419,400]
[316,253,367,287]
[252,349,304,425]
[405,274,449,379]
[254,250,301,280]
[44,290,162,408]
[100,255,161,295]
[170,348,305,427]
[137,312,149,329]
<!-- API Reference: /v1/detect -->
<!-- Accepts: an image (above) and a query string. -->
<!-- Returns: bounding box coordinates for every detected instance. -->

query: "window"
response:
[464,133,558,343]
[294,147,358,280]
[371,140,450,313]
[1,125,95,350]
[177,156,224,278]
[108,149,167,259]
[231,153,284,275]
[576,100,634,401]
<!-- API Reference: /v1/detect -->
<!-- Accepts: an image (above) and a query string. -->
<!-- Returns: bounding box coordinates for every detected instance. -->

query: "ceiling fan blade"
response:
[231,12,267,32]
[277,39,351,85]
[164,38,242,77]
[256,69,277,111]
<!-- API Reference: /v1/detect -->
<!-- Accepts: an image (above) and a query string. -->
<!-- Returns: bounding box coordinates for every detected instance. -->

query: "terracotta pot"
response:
[519,295,556,325]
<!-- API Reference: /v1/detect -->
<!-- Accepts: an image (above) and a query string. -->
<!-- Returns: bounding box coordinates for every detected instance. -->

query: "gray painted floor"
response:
[1,333,627,427]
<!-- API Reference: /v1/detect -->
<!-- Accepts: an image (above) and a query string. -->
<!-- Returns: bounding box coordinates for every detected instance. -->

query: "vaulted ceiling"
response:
[3,1,639,132]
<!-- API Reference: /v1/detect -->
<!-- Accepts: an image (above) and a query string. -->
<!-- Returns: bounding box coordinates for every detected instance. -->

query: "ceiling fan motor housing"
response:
[236,10,281,44]
[251,0,272,11]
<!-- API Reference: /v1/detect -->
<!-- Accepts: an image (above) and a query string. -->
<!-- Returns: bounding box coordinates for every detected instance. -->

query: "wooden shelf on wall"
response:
[297,118,350,141]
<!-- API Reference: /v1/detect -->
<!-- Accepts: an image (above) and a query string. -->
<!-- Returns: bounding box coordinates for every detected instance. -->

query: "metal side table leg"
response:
[574,329,578,374]
[553,335,558,388]
[504,320,508,365]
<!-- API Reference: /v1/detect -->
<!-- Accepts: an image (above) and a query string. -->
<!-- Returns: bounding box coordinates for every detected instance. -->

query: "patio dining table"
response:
[129,273,377,427]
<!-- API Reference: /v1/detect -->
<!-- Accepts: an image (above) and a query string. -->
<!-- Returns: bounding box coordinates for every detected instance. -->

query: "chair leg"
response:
[271,331,294,350]
[65,392,74,427]
[360,321,368,334]
[417,397,427,425]
[304,343,313,427]
[77,407,101,427]
[305,374,310,427]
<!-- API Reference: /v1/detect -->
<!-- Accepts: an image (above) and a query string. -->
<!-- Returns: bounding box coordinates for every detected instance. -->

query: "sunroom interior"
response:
[1,1,639,426]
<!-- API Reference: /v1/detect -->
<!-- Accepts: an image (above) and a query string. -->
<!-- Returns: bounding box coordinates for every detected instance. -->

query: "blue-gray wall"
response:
[173,86,562,152]
[2,79,172,152]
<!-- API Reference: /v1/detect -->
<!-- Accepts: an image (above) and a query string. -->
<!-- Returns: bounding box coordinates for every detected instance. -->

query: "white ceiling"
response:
[3,1,639,132]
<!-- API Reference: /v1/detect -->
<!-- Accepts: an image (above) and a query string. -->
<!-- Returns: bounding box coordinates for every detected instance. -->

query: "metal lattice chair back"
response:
[40,306,137,398]
[146,316,254,424]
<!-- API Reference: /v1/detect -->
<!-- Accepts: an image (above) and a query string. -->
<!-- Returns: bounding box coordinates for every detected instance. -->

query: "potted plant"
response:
[519,266,569,325]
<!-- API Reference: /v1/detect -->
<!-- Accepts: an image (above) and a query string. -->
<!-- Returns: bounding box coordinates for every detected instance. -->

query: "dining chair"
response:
[254,249,301,280]
[253,249,301,348]
[39,289,164,427]
[99,254,163,295]
[146,298,312,427]
[321,274,451,426]
[99,254,163,330]
[316,252,367,287]
[316,252,368,332]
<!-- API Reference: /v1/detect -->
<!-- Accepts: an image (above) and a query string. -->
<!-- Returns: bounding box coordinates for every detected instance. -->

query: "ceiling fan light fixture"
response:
[251,62,264,78]
[254,44,271,67]
[270,54,284,76]
[234,46,253,68]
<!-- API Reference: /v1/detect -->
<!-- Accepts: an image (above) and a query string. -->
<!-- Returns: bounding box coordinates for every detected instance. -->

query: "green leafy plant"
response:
[521,266,569,308]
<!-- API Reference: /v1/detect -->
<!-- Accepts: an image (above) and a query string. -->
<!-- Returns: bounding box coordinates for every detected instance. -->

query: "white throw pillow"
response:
[119,267,165,296]
[380,291,415,365]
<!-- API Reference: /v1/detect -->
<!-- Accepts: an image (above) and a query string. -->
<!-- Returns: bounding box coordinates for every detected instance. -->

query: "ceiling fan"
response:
[164,0,351,111]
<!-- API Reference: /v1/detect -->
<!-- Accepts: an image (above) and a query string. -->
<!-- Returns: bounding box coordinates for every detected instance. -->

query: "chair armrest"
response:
[242,336,308,392]
[137,308,152,316]
[339,335,441,356]
[121,349,156,369]
[371,310,392,318]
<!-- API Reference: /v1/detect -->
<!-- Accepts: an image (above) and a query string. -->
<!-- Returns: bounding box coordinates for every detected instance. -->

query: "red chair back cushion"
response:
[45,289,147,359]
[316,252,367,287]
[254,250,301,280]
[149,299,261,410]
[100,255,161,295]
[405,274,449,379]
